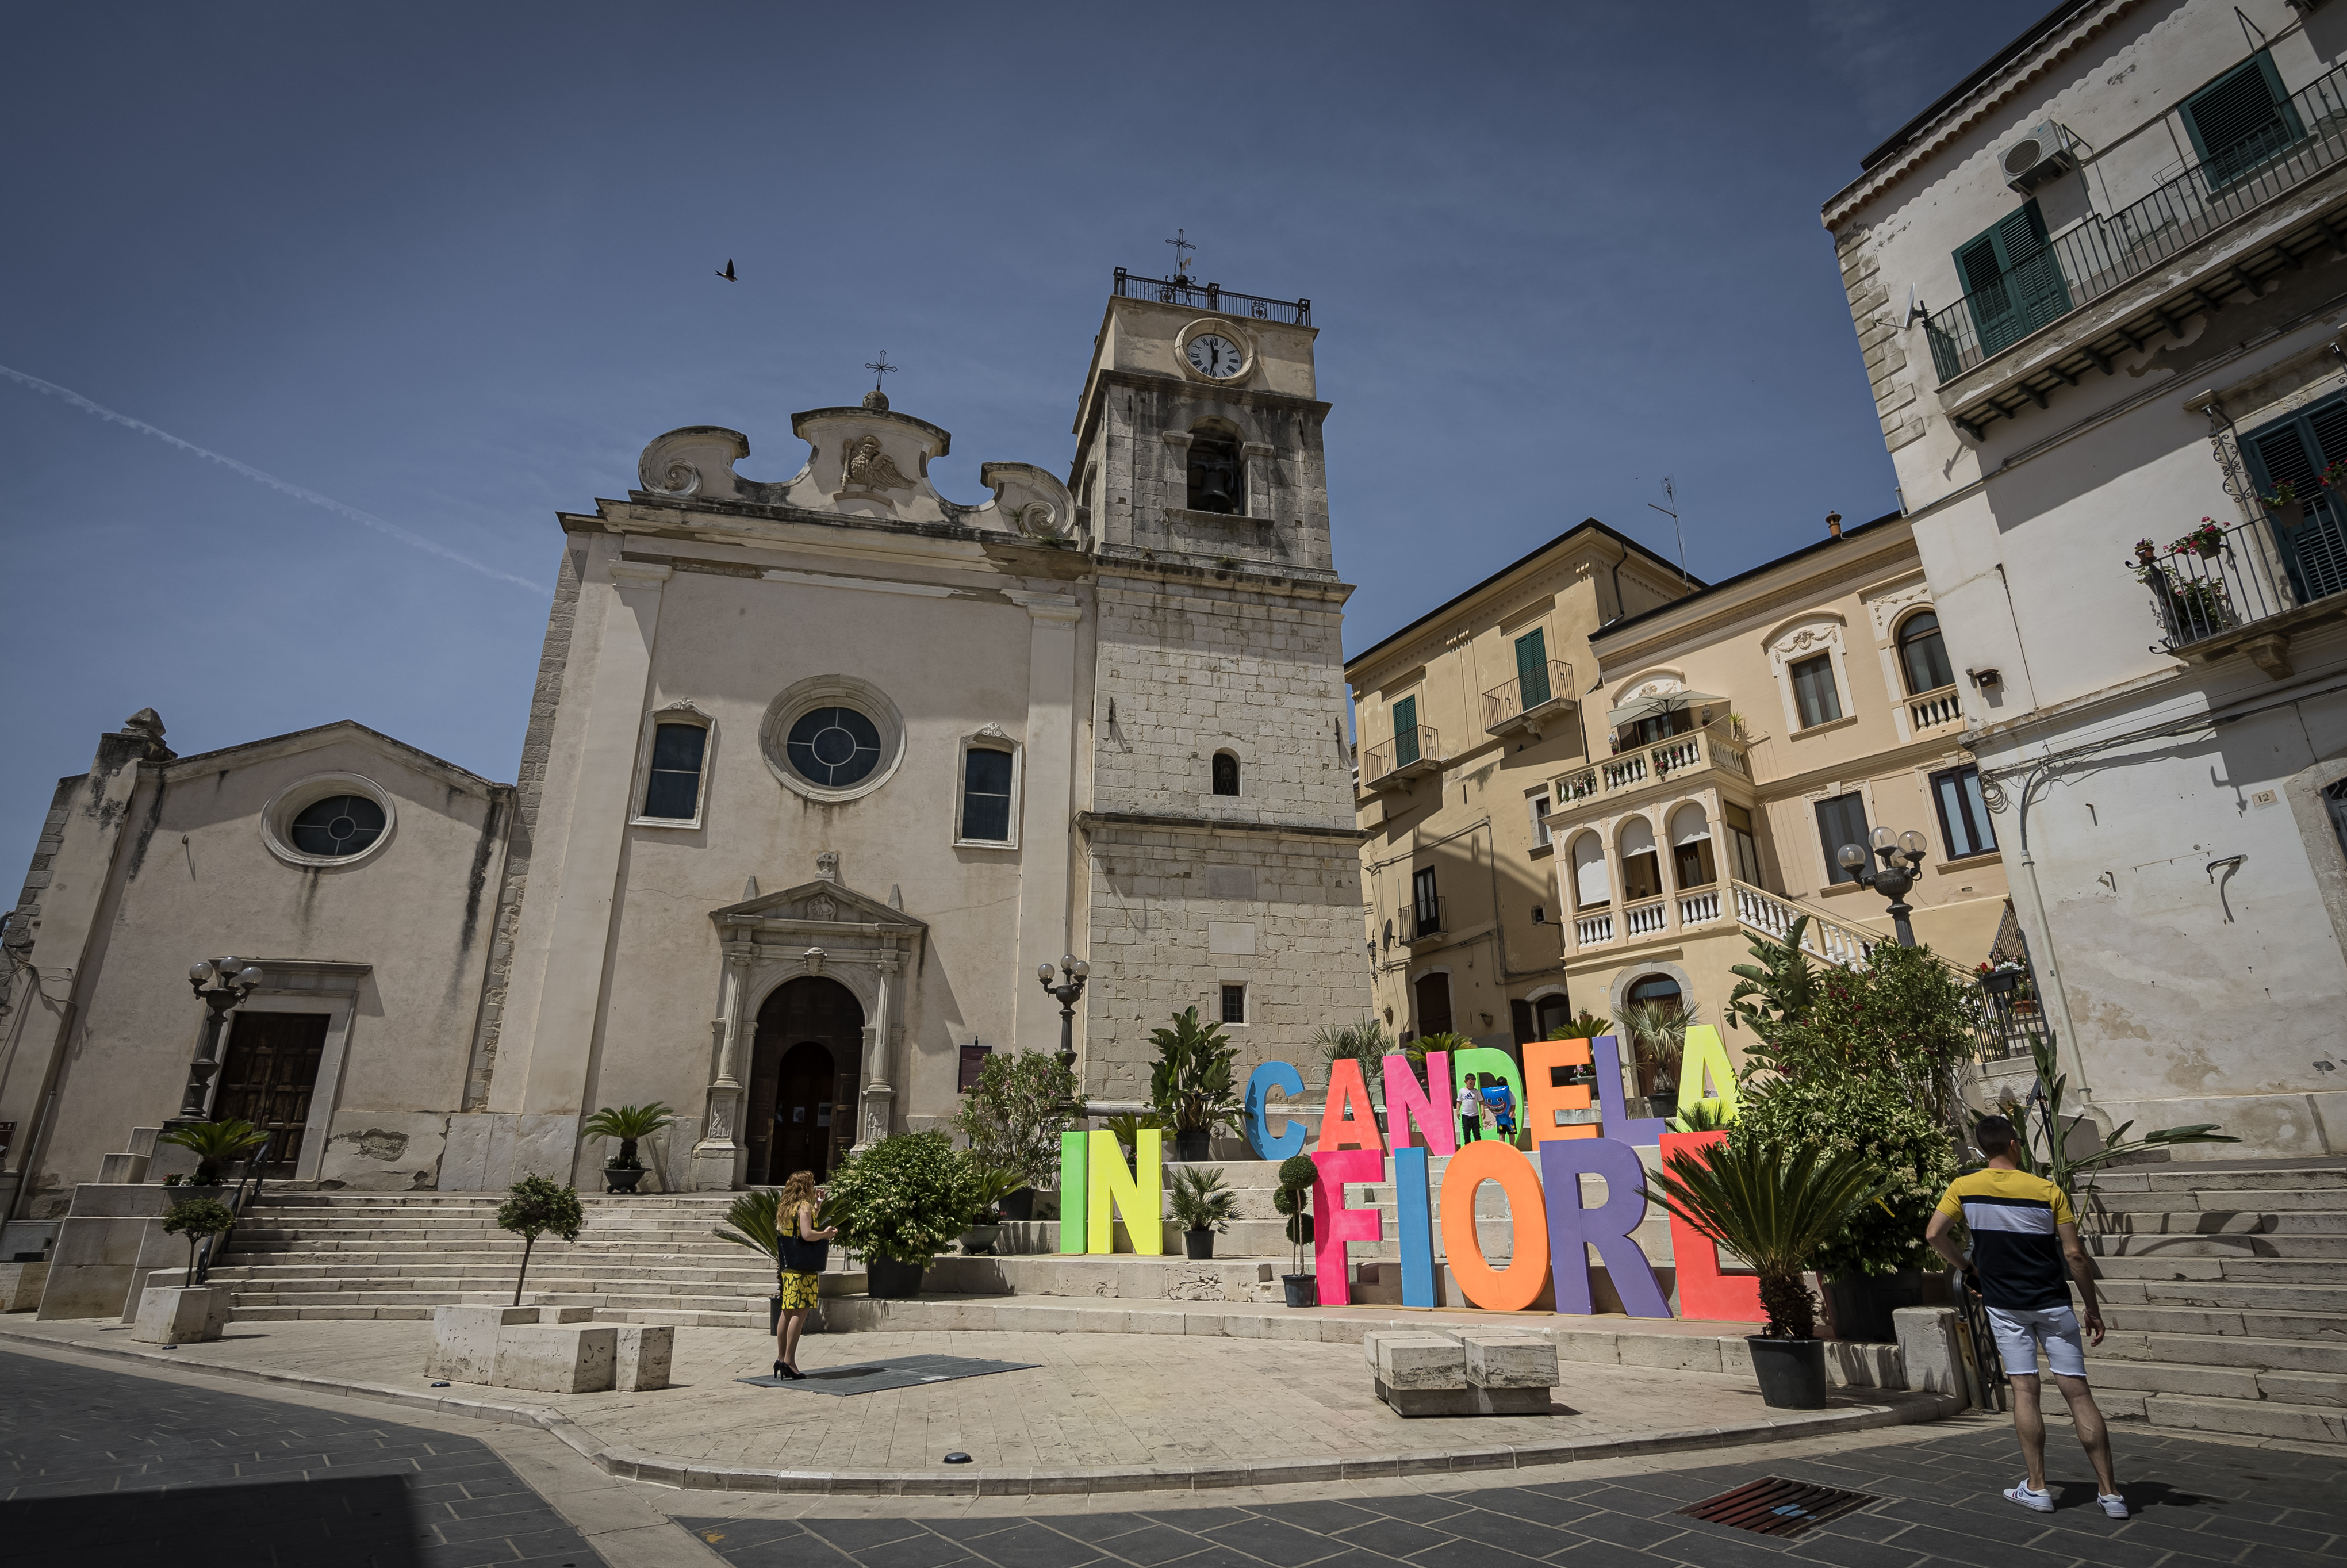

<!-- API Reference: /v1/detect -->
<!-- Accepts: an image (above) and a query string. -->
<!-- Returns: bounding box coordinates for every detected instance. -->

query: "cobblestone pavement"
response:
[679,1423,2347,1568]
[0,1347,608,1567]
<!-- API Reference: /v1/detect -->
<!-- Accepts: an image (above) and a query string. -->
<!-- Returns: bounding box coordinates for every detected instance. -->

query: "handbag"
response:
[780,1214,830,1275]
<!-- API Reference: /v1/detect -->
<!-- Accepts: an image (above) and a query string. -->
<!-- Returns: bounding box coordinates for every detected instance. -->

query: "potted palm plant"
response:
[713,1187,792,1333]
[960,1161,1025,1255]
[823,1130,976,1298]
[1641,1133,1889,1408]
[580,1102,674,1193]
[1169,1165,1239,1259]
[156,1118,269,1187]
[1273,1153,1317,1306]
[1617,1001,1692,1118]
[1149,1006,1242,1162]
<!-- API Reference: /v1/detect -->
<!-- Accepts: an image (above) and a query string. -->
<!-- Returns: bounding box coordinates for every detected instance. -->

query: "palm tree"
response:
[156,1118,270,1184]
[581,1102,675,1170]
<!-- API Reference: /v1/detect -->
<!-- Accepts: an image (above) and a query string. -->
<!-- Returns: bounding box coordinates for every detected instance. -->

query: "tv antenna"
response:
[1647,477,1693,586]
[1165,227,1196,282]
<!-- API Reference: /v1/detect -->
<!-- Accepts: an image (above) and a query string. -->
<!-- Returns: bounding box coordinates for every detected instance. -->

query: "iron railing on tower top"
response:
[1113,269,1311,325]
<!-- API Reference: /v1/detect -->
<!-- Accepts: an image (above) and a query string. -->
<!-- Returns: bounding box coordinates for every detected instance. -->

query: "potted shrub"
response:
[496,1174,586,1307]
[1618,1001,1692,1119]
[823,1130,975,1298]
[2172,519,2225,559]
[953,1049,1078,1222]
[160,1194,237,1283]
[1273,1153,1317,1306]
[959,1160,1024,1255]
[2132,538,2159,568]
[1642,1133,1889,1408]
[1169,1165,1238,1259]
[581,1102,674,1194]
[1149,1006,1242,1163]
[2264,481,2308,528]
[156,1118,269,1186]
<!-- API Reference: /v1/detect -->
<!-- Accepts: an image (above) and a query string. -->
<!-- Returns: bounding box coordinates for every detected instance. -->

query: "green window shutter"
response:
[1514,628,1550,711]
[2240,396,2347,603]
[1391,695,1419,768]
[1953,200,2070,358]
[2183,53,2300,187]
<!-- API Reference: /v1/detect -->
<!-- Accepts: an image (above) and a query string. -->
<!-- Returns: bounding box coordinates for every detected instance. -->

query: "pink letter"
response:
[1311,1148,1385,1306]
[1382,1051,1455,1155]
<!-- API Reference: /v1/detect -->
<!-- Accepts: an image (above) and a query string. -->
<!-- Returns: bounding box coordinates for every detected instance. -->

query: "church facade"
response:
[0,275,1370,1218]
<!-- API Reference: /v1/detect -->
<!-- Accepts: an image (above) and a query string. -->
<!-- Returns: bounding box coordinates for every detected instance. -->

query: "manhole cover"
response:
[1677,1477,1877,1538]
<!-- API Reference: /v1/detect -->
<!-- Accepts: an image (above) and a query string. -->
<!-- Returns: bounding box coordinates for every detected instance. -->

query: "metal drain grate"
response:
[1677,1477,1877,1538]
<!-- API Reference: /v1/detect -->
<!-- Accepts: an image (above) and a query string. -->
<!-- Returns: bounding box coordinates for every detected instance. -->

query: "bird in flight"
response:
[716,259,737,281]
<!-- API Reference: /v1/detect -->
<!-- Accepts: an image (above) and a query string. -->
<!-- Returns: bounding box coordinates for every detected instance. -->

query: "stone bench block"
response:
[0,1262,48,1313]
[613,1324,673,1391]
[1893,1306,1962,1402]
[132,1285,229,1344]
[1362,1330,1466,1389]
[492,1324,618,1393]
[1441,1328,1559,1389]
[426,1304,539,1383]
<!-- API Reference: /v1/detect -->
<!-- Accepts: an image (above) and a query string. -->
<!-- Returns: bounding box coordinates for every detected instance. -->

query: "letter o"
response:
[1438,1140,1550,1312]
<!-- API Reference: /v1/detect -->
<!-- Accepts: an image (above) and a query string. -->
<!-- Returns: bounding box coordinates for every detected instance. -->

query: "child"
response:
[1459,1073,1487,1142]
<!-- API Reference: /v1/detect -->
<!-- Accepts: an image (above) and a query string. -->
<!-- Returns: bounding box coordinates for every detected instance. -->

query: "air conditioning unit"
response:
[2002,121,2081,193]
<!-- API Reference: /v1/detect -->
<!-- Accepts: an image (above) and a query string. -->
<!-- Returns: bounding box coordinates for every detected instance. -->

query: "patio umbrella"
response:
[1606,689,1725,729]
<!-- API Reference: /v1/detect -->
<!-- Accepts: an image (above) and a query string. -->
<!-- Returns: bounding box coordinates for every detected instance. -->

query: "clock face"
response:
[1186,333,1244,379]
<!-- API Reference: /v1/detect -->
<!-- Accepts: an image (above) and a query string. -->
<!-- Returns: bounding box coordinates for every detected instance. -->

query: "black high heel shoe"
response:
[783,1362,806,1379]
[773,1359,789,1380]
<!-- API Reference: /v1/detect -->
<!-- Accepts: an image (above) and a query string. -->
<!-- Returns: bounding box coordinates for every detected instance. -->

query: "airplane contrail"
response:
[0,362,544,593]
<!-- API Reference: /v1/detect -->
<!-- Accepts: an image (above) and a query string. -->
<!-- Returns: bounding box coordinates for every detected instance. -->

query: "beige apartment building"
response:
[1345,522,1697,1051]
[1552,512,2014,1052]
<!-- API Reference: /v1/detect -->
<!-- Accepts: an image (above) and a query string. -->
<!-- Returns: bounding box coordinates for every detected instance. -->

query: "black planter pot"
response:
[1824,1270,1927,1344]
[1282,1273,1318,1308]
[603,1166,645,1194]
[866,1256,925,1299]
[1645,1093,1678,1120]
[1183,1229,1215,1260]
[1000,1188,1036,1224]
[1747,1336,1828,1408]
[1174,1130,1211,1163]
[1981,969,2022,995]
[769,1294,783,1335]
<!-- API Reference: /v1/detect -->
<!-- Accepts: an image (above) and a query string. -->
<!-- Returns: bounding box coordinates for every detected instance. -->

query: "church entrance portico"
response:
[695,869,926,1191]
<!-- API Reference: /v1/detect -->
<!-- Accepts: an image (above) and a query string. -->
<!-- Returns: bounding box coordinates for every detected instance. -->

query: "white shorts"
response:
[1986,1304,2087,1378]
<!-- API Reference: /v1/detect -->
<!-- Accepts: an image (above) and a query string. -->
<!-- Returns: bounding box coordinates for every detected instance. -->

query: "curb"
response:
[0,1324,1962,1497]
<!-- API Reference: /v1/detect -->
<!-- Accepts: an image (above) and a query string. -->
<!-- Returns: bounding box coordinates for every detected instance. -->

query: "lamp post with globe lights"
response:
[1835,827,1928,948]
[1035,955,1090,1071]
[179,958,265,1117]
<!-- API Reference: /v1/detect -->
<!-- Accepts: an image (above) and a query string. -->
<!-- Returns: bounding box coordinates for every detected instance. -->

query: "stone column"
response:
[854,951,899,1150]
[691,944,754,1191]
[1003,589,1082,1058]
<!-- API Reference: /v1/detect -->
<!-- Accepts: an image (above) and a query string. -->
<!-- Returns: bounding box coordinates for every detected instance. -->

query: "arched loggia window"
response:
[1212,752,1240,796]
[1186,427,1244,514]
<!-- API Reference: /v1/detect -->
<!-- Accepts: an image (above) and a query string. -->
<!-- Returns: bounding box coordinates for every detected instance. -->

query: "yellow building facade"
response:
[1345,522,1698,1053]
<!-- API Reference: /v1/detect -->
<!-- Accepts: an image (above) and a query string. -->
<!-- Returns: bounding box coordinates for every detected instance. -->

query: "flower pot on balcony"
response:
[2194,539,2223,559]
[2272,500,2308,530]
[1981,969,2021,996]
[2134,543,2159,566]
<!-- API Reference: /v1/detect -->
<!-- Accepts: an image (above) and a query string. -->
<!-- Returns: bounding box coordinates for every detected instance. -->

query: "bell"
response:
[1196,483,1233,513]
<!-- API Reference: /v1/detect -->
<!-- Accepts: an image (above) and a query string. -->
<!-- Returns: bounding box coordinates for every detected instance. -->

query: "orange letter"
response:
[1315,1057,1387,1154]
[1439,1140,1550,1312]
[1524,1036,1600,1144]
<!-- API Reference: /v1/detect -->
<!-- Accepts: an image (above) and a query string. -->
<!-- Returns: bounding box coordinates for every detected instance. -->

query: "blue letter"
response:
[1245,1060,1307,1160]
[1393,1145,1437,1308]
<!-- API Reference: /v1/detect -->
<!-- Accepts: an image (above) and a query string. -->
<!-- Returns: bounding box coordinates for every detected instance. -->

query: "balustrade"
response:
[1908,684,1963,732]
[1677,888,1722,928]
[1623,897,1669,938]
[1574,910,1614,947]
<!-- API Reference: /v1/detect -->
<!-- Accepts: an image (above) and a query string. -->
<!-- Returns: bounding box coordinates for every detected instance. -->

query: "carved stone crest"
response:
[839,436,912,494]
[807,894,838,923]
[816,850,839,883]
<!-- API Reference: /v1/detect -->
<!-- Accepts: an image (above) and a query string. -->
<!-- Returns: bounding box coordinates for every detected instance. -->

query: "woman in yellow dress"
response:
[773,1170,835,1379]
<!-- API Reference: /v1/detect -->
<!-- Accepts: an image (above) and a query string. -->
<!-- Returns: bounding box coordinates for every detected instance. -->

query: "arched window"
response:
[1569,833,1610,910]
[1619,816,1662,902]
[1897,610,1955,695]
[641,723,708,821]
[1668,803,1716,889]
[1186,426,1244,514]
[1212,752,1240,796]
[1625,973,1683,1013]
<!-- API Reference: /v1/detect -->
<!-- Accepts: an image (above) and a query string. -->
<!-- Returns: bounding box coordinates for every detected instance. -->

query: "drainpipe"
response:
[2012,755,2096,1107]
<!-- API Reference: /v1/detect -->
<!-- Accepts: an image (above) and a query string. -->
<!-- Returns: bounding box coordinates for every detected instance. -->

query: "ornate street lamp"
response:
[1836,828,1928,948]
[1034,954,1090,1071]
[179,957,264,1116]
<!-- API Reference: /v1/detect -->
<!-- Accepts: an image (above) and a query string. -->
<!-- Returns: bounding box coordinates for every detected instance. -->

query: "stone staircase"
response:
[2081,1159,2347,1444]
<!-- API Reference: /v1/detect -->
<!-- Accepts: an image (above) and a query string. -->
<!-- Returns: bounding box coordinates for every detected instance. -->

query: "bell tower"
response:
[1065,267,1368,1103]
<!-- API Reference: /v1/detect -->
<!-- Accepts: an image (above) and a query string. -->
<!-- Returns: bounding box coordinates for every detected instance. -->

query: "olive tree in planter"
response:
[1641,1133,1888,1408]
[823,1130,976,1298]
[1272,1154,1318,1306]
[160,1194,237,1283]
[496,1174,586,1307]
[1148,1007,1242,1163]
[952,1050,1078,1222]
[1169,1166,1238,1259]
[581,1102,675,1193]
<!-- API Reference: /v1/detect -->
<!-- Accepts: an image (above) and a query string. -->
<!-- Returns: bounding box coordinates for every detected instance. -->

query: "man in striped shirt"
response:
[1926,1115,2127,1519]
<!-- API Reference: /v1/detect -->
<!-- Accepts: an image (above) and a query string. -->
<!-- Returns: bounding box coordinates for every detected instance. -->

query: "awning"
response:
[1606,689,1725,729]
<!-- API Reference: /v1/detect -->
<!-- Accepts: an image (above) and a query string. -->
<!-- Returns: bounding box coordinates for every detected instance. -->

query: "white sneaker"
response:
[2099,1493,2129,1519]
[2004,1481,2055,1513]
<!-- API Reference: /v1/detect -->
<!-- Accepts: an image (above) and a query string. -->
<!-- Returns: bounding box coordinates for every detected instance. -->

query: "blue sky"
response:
[0,1,2050,858]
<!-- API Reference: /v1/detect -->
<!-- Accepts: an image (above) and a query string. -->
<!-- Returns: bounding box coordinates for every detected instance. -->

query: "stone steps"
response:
[2093,1276,2347,1313]
[2093,1187,2347,1213]
[2093,1329,2347,1375]
[2101,1209,2347,1235]
[2087,1253,2346,1282]
[2092,1230,2347,1258]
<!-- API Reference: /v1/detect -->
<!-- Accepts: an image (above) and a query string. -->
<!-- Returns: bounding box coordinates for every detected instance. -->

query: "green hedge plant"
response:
[953,1050,1079,1193]
[823,1130,976,1266]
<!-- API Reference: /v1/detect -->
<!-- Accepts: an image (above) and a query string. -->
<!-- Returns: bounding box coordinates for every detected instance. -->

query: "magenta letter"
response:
[1311,1148,1385,1306]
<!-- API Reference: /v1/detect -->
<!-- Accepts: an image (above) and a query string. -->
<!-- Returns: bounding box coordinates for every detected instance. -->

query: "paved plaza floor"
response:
[5,1336,2341,1568]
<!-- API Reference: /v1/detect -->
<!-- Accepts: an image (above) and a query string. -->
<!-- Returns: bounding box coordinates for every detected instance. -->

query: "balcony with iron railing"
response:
[1111,268,1311,326]
[1925,60,2347,400]
[1362,723,1443,792]
[1483,659,1577,738]
[2132,509,2347,663]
